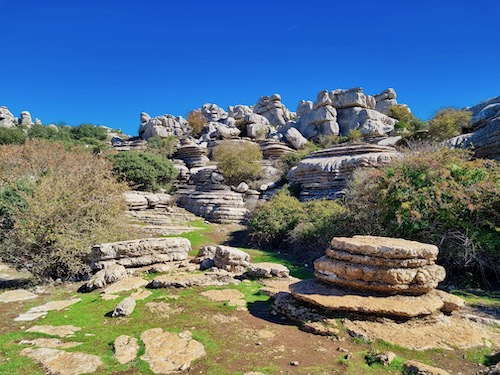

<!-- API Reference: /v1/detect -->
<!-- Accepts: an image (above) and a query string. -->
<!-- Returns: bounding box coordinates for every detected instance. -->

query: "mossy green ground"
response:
[0,220,498,374]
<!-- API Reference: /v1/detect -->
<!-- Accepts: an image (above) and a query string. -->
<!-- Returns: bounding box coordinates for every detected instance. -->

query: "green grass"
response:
[451,290,500,307]
[163,219,215,255]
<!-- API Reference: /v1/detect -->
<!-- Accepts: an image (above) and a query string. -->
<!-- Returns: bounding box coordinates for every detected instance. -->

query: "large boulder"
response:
[90,237,191,270]
[0,106,16,128]
[20,111,33,126]
[243,113,273,139]
[213,246,250,273]
[330,88,376,109]
[295,90,339,139]
[228,105,253,120]
[254,94,292,128]
[285,127,308,149]
[201,103,227,122]
[139,112,188,140]
[374,88,397,114]
[336,107,397,136]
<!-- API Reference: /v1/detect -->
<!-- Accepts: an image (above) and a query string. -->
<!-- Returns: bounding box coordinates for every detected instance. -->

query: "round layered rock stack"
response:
[314,236,446,295]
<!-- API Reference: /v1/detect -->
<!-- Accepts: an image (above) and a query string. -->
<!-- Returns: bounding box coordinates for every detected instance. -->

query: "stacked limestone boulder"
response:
[295,90,339,139]
[123,191,172,211]
[254,94,293,128]
[374,88,398,114]
[288,143,399,200]
[139,112,188,140]
[315,236,445,295]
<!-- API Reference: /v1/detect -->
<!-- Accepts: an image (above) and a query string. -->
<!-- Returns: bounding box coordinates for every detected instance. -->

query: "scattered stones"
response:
[247,262,290,279]
[289,144,399,200]
[112,297,136,317]
[403,360,450,375]
[90,237,191,270]
[26,325,81,337]
[21,347,103,375]
[19,338,82,349]
[0,289,37,303]
[114,335,139,364]
[15,298,81,321]
[140,328,205,374]
[145,301,183,317]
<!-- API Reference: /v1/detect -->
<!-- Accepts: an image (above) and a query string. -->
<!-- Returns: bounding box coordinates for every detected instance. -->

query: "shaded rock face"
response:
[336,107,396,136]
[228,104,253,120]
[0,106,16,128]
[20,111,33,126]
[139,112,188,141]
[90,238,191,270]
[295,90,339,139]
[315,236,445,295]
[288,143,398,201]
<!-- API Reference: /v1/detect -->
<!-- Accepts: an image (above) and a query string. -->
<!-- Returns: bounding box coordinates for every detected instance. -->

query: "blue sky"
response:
[1,0,499,135]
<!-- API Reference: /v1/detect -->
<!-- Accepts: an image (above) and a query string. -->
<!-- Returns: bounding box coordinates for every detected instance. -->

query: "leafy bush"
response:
[187,110,206,137]
[342,146,500,284]
[69,123,107,141]
[109,151,178,192]
[212,141,263,185]
[248,189,304,247]
[316,134,348,148]
[0,140,132,281]
[388,105,428,137]
[428,108,472,141]
[281,142,320,169]
[0,127,26,145]
[147,136,177,157]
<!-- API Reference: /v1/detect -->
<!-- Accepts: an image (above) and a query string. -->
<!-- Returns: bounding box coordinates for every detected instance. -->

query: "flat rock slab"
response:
[130,289,152,300]
[21,347,102,375]
[102,277,148,295]
[290,280,444,317]
[19,338,82,349]
[331,236,439,260]
[343,315,500,350]
[0,289,37,303]
[403,360,450,375]
[200,289,246,307]
[148,272,238,289]
[145,302,183,317]
[15,298,81,321]
[114,335,139,364]
[26,325,81,337]
[259,277,301,297]
[140,328,205,374]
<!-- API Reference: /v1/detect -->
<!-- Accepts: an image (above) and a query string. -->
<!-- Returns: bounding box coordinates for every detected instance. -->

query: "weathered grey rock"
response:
[247,262,290,278]
[288,143,398,200]
[212,246,250,273]
[0,289,37,303]
[403,360,450,375]
[19,338,82,349]
[296,100,313,117]
[90,238,191,270]
[234,182,249,193]
[175,142,209,168]
[123,191,172,210]
[254,94,292,127]
[16,299,82,322]
[114,335,139,364]
[83,264,128,291]
[34,118,42,125]
[139,113,187,140]
[259,139,295,159]
[228,105,253,119]
[337,107,396,136]
[243,113,273,139]
[102,277,148,295]
[140,329,205,374]
[112,297,136,317]
[148,272,239,288]
[316,236,445,295]
[21,347,103,375]
[0,106,16,128]
[374,88,397,114]
[330,88,376,109]
[201,103,227,122]
[20,111,32,126]
[295,90,339,139]
[26,325,82,337]
[192,246,217,264]
[285,127,308,149]
[123,191,148,210]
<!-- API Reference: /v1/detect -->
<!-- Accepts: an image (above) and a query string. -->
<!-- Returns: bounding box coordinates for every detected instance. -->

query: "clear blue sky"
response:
[1,0,499,135]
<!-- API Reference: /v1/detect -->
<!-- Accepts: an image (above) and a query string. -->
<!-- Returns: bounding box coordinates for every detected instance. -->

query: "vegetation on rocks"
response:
[0,140,132,281]
[109,151,178,192]
[212,141,263,185]
[428,108,472,141]
[146,135,177,157]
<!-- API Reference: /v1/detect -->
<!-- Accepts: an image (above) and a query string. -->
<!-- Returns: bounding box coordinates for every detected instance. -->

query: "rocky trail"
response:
[0,208,499,375]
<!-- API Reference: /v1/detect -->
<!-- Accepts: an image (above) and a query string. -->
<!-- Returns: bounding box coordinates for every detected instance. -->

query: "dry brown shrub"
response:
[187,109,207,137]
[0,139,136,281]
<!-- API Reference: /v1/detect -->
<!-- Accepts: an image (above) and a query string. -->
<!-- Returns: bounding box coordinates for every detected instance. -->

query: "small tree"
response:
[187,109,206,137]
[428,108,472,141]
[212,141,263,185]
[109,151,178,192]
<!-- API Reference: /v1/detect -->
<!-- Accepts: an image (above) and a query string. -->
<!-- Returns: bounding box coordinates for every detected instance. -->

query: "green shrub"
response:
[281,142,320,169]
[187,110,206,137]
[109,151,178,192]
[248,189,304,247]
[69,123,107,141]
[147,136,177,157]
[0,127,26,145]
[388,105,414,123]
[342,146,500,284]
[0,140,133,281]
[212,141,263,185]
[316,134,348,148]
[428,108,472,141]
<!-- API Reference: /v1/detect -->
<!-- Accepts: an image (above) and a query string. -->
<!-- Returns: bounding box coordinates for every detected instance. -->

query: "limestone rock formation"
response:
[315,236,445,295]
[21,347,103,375]
[247,263,290,278]
[374,88,397,114]
[201,103,227,122]
[336,107,397,136]
[228,104,253,119]
[90,238,191,270]
[139,112,188,141]
[112,296,136,317]
[242,113,274,139]
[20,111,33,126]
[288,143,398,200]
[259,139,295,159]
[285,127,308,149]
[83,264,128,292]
[254,94,292,127]
[295,90,339,139]
[114,335,139,364]
[123,191,172,211]
[212,246,250,273]
[330,88,376,109]
[174,140,209,168]
[0,106,16,128]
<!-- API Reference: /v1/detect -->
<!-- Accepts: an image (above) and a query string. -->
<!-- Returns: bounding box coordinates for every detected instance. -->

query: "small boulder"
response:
[403,360,450,375]
[247,263,290,278]
[114,335,139,364]
[112,297,136,317]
